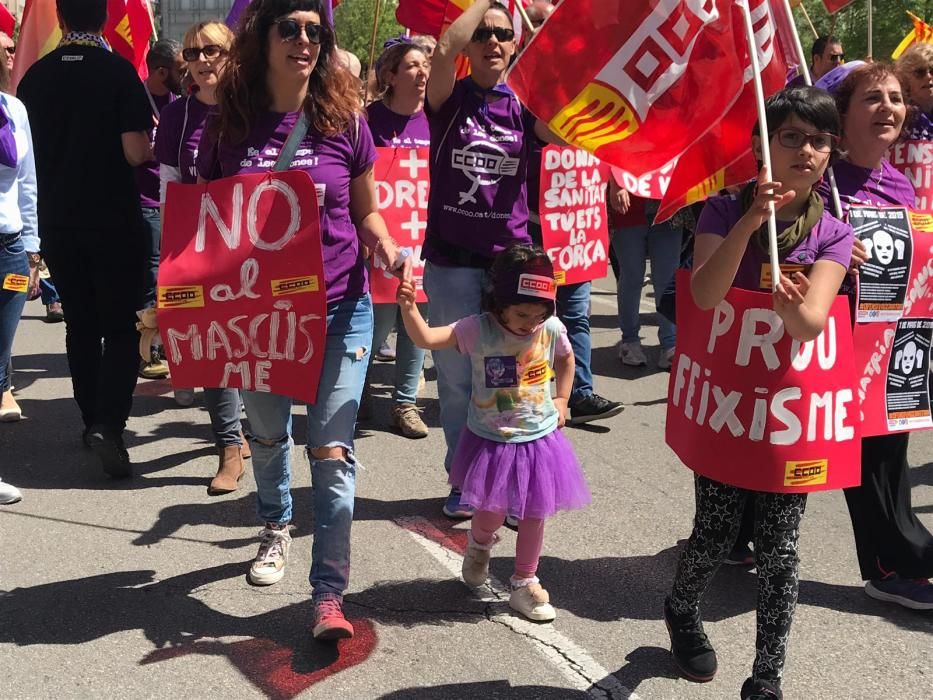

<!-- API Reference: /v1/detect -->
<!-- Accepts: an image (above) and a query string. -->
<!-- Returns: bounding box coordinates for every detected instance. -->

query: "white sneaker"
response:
[657,347,676,370]
[462,531,499,587]
[509,577,556,621]
[0,478,22,505]
[173,388,196,407]
[619,341,648,366]
[248,525,291,585]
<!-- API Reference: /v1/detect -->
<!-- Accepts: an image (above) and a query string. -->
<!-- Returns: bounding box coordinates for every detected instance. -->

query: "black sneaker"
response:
[664,597,717,682]
[86,427,131,478]
[741,677,783,700]
[567,393,624,425]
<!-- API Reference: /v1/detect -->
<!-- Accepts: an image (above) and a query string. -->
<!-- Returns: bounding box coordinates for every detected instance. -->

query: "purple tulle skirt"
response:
[449,428,591,520]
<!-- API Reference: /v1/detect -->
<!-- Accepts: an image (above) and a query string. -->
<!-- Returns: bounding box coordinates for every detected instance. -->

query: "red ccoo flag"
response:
[0,4,15,38]
[396,0,526,42]
[656,0,790,221]
[507,0,749,178]
[105,0,155,79]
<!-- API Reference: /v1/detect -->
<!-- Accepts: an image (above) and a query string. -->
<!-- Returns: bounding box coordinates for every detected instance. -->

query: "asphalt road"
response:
[1,275,931,699]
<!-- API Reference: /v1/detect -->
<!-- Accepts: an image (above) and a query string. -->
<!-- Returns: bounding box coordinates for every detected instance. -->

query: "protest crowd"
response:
[1,1,932,699]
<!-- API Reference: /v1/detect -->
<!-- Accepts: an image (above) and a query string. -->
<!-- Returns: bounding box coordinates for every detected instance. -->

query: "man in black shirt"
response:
[18,0,153,477]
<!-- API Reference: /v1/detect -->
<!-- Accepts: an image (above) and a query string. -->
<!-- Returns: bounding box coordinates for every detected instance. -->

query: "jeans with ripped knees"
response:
[423,262,486,472]
[241,295,372,601]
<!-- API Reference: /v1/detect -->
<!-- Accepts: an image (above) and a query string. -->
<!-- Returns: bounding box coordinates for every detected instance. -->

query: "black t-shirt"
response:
[18,45,152,233]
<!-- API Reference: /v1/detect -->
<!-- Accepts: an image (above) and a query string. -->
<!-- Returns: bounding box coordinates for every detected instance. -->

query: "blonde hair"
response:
[183,20,235,51]
[897,43,933,103]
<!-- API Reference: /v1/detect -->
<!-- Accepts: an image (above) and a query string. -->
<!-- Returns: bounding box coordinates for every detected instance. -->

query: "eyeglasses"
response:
[773,127,837,153]
[276,18,324,45]
[829,53,845,63]
[913,66,933,78]
[471,27,515,43]
[182,44,226,62]
[3,46,14,55]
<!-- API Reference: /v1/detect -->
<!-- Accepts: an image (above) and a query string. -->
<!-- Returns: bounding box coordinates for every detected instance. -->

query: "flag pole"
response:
[739,0,780,289]
[782,0,844,219]
[797,2,819,39]
[364,0,383,104]
[867,0,873,58]
[515,2,535,34]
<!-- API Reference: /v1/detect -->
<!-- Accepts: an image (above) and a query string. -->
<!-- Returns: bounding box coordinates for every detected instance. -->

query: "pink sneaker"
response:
[312,599,355,641]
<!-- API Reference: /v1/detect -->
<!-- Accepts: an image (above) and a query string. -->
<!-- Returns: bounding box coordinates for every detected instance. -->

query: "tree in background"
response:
[334,0,403,71]
[793,0,931,62]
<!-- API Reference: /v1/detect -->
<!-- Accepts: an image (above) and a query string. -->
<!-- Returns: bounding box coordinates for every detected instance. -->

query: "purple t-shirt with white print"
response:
[818,159,916,215]
[696,194,854,292]
[154,94,213,184]
[136,90,174,208]
[366,100,430,147]
[424,77,537,265]
[196,109,378,304]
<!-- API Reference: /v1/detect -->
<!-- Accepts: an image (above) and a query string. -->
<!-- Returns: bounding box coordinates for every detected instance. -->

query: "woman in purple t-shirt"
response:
[666,88,851,700]
[423,0,560,518]
[362,40,432,439]
[154,20,249,495]
[197,0,409,641]
[821,62,933,611]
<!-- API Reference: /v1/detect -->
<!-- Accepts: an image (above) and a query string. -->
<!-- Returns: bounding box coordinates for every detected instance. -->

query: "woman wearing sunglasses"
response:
[897,44,933,150]
[196,0,409,640]
[362,38,432,439]
[424,0,561,519]
[154,21,249,495]
[816,62,933,612]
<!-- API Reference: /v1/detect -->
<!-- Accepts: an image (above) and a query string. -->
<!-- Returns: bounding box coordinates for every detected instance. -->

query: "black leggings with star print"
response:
[669,476,808,684]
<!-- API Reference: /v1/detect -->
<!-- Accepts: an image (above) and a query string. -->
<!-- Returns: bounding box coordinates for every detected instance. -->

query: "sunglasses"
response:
[913,66,933,79]
[3,46,13,56]
[471,27,515,43]
[773,127,837,153]
[182,44,226,62]
[276,18,324,44]
[829,53,845,63]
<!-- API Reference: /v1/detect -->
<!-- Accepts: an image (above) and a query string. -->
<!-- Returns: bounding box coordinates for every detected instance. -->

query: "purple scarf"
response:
[0,104,17,169]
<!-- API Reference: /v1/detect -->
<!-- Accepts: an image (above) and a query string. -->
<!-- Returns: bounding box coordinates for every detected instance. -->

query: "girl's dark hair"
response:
[488,1,513,22]
[834,62,915,142]
[484,244,555,320]
[215,0,361,144]
[57,0,107,33]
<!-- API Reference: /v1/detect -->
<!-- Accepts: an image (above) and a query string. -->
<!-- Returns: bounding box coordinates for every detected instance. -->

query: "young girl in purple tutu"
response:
[397,245,591,621]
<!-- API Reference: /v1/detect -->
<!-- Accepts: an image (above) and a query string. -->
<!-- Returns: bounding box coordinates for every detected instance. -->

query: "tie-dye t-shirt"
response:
[451,313,572,443]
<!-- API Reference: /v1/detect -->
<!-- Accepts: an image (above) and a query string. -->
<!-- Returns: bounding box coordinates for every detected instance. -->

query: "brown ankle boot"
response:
[209,446,245,495]
[239,431,251,459]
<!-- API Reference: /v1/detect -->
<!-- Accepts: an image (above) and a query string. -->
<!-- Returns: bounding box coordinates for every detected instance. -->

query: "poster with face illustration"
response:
[848,206,913,322]
[885,319,933,431]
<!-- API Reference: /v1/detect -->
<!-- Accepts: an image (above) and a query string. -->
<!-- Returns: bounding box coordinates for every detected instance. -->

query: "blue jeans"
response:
[241,295,373,601]
[141,207,161,309]
[370,302,427,404]
[39,277,60,306]
[0,234,27,392]
[611,215,680,350]
[203,388,242,448]
[424,262,485,472]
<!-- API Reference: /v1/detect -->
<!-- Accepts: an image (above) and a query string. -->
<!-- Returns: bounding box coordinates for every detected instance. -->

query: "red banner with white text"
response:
[667,271,861,493]
[158,172,328,404]
[539,146,609,285]
[890,140,933,210]
[371,147,429,304]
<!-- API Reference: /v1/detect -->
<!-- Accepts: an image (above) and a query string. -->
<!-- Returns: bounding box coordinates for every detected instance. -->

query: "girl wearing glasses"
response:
[424,0,561,520]
[817,62,933,612]
[665,87,852,700]
[196,0,410,641]
[154,21,249,496]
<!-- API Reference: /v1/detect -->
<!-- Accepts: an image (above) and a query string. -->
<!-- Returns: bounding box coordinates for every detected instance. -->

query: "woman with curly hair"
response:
[197,0,410,640]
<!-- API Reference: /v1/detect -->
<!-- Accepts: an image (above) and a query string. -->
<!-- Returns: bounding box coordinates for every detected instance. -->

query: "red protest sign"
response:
[371,146,428,304]
[852,210,933,436]
[539,146,610,286]
[666,271,861,493]
[890,140,933,209]
[158,171,328,404]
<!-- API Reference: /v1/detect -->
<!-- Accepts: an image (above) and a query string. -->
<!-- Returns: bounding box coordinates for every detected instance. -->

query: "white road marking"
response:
[395,516,639,700]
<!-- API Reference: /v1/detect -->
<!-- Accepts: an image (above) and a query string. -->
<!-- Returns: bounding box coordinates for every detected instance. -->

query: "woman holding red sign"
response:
[363,38,432,439]
[197,0,410,641]
[817,62,933,611]
[423,0,561,518]
[665,87,853,700]
[155,20,251,496]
